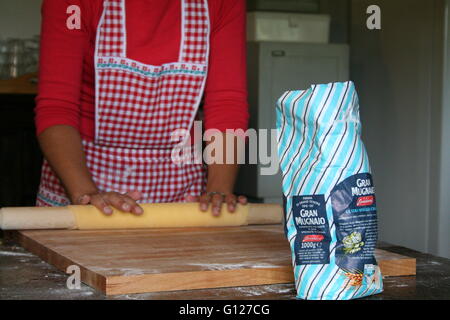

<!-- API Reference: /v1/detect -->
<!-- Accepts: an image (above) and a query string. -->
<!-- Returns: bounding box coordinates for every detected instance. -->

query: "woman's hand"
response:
[186,193,248,216]
[192,132,247,216]
[74,190,144,216]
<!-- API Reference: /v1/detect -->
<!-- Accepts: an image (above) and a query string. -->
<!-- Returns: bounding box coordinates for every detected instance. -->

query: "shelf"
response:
[0,73,38,95]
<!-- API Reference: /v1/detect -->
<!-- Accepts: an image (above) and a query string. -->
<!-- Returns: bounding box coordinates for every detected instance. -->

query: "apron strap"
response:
[179,0,210,64]
[96,0,127,58]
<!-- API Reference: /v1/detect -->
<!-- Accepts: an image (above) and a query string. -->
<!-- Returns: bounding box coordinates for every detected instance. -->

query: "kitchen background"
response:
[0,0,448,260]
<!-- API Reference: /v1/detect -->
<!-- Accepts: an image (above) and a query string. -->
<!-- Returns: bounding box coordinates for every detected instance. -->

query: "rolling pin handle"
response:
[0,207,76,230]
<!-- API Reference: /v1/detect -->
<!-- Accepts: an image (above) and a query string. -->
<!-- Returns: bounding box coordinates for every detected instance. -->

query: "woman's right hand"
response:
[74,190,144,216]
[37,125,144,216]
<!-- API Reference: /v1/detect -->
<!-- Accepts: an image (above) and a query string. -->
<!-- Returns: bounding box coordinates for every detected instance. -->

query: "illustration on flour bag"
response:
[276,81,383,300]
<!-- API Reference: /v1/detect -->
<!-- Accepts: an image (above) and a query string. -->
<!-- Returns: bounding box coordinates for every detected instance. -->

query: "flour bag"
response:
[276,81,383,300]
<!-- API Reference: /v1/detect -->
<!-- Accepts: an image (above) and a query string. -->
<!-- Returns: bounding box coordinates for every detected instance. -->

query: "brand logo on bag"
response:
[302,235,324,242]
[356,196,374,207]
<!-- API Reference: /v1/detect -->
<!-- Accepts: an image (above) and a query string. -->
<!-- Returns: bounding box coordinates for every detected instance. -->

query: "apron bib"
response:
[37,0,209,206]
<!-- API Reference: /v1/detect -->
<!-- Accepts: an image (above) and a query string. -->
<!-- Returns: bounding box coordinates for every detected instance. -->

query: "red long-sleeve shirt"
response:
[35,0,249,140]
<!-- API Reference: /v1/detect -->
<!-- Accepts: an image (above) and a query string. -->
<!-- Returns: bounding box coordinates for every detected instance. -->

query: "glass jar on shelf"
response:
[0,38,39,79]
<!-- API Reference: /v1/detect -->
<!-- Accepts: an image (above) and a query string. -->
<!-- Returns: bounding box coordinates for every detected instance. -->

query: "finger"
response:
[121,194,143,215]
[211,193,224,216]
[199,193,210,211]
[77,194,91,205]
[185,194,199,202]
[109,193,143,215]
[123,191,143,215]
[225,194,237,213]
[90,194,113,215]
[106,192,134,213]
[237,195,248,205]
[126,190,142,201]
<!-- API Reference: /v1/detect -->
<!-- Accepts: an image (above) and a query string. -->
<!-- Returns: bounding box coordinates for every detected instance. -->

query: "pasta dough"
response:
[70,203,249,230]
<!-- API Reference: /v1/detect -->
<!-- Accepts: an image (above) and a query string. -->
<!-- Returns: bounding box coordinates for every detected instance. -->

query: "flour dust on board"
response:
[276,81,383,300]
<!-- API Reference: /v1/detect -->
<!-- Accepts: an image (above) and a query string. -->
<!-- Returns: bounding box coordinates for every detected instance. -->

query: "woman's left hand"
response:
[186,192,247,216]
[189,132,247,216]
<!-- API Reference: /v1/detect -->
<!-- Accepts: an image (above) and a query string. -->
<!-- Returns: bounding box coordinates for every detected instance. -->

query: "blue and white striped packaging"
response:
[276,81,383,300]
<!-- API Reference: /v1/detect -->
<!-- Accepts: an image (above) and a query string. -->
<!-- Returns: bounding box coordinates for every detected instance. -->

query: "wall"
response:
[0,0,42,39]
[319,0,349,43]
[436,0,450,259]
[350,0,449,258]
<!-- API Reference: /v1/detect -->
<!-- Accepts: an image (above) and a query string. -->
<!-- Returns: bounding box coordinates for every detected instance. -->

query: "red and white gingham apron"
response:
[37,0,209,206]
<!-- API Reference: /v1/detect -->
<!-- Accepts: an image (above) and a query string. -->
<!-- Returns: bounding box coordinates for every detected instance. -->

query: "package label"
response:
[292,195,331,265]
[331,173,378,273]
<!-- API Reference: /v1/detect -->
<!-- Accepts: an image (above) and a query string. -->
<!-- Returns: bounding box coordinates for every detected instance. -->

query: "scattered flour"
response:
[0,251,33,257]
[91,267,148,276]
[187,262,280,271]
[232,284,293,296]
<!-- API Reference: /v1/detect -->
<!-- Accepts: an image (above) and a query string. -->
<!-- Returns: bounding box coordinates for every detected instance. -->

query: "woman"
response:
[35,0,249,216]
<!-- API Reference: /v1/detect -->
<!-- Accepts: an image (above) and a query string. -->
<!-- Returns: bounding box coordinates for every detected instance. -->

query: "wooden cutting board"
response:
[13,225,416,295]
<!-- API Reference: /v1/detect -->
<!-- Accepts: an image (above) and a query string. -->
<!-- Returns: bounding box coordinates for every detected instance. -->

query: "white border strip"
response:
[121,0,127,57]
[178,0,187,61]
[93,0,109,143]
[183,0,211,146]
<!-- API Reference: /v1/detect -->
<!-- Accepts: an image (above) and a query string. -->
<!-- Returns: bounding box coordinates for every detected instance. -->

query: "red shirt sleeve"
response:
[34,0,89,136]
[203,0,249,133]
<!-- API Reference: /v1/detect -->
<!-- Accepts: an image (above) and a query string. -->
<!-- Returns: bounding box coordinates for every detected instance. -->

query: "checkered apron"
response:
[37,0,209,206]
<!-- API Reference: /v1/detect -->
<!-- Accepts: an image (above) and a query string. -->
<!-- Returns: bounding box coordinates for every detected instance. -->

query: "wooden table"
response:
[10,225,414,295]
[0,227,438,300]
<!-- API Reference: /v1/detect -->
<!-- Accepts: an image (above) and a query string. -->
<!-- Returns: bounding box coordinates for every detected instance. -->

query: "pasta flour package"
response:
[276,81,383,300]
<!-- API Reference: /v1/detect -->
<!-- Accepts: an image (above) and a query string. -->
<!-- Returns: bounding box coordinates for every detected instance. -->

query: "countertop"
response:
[0,73,37,95]
[0,235,449,300]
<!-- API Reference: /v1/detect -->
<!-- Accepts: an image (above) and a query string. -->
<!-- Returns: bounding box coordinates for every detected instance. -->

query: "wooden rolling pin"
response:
[0,203,283,230]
